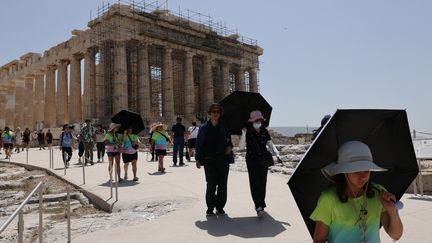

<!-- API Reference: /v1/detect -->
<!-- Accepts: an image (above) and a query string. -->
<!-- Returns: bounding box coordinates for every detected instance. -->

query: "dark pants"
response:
[83,141,94,162]
[173,137,184,165]
[78,142,84,157]
[246,159,268,209]
[96,142,105,159]
[62,147,72,163]
[204,163,229,211]
[150,143,155,160]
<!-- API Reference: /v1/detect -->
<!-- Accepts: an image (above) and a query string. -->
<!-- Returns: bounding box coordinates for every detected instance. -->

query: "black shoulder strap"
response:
[157,131,169,141]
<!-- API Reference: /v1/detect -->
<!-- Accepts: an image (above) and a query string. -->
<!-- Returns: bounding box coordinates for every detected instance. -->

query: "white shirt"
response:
[187,126,199,139]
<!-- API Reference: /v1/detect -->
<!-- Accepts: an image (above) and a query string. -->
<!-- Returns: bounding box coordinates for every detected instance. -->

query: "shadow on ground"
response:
[195,212,289,238]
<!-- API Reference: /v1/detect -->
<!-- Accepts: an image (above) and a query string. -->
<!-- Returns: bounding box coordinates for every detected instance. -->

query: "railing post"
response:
[26,149,28,164]
[82,160,86,185]
[39,184,43,243]
[67,188,71,243]
[115,163,118,201]
[18,211,24,243]
[63,151,67,176]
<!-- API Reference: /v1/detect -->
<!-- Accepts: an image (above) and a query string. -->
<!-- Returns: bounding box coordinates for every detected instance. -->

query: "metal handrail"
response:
[0,181,44,239]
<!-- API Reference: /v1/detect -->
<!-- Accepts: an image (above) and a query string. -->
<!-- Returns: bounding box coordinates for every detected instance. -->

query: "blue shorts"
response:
[107,152,120,157]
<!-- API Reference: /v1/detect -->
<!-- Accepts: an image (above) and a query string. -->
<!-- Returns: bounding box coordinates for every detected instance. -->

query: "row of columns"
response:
[0,42,259,130]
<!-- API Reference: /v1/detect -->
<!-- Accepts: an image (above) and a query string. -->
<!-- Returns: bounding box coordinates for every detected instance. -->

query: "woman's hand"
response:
[196,161,201,169]
[380,191,397,214]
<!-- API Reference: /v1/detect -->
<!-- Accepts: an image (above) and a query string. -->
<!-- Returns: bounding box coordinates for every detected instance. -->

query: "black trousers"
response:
[204,163,229,211]
[96,142,105,159]
[246,159,268,209]
[61,147,72,163]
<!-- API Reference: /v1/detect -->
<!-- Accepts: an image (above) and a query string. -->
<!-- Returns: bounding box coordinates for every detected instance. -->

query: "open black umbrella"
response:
[111,110,145,134]
[287,109,418,237]
[219,91,272,135]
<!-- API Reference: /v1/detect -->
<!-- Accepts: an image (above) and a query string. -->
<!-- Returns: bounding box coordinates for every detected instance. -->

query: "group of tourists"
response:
[0,126,53,159]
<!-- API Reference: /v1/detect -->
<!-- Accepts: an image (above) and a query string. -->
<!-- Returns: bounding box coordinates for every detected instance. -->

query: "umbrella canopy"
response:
[111,110,145,134]
[287,109,418,237]
[219,91,272,135]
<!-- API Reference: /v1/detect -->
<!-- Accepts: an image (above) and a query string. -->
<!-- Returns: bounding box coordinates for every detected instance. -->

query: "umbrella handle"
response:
[372,185,404,210]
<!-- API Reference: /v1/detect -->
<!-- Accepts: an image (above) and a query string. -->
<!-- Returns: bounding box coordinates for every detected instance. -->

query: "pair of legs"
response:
[83,142,94,164]
[172,137,184,166]
[122,153,138,180]
[38,141,46,150]
[61,147,73,167]
[96,142,105,162]
[108,153,121,182]
[155,149,166,173]
[188,139,196,161]
[204,163,229,214]
[4,144,13,158]
[246,160,268,214]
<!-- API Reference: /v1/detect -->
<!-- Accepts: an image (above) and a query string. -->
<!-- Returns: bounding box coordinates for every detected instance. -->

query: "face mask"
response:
[253,122,262,129]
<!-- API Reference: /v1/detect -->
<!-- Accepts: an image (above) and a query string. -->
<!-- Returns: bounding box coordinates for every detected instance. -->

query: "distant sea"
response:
[270,126,317,137]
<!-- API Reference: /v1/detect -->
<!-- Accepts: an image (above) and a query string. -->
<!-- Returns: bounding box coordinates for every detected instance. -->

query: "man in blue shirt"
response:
[60,125,74,168]
[171,117,186,166]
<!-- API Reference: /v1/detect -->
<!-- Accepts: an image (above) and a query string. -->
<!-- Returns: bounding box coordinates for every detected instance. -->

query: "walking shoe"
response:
[97,159,101,163]
[133,177,139,181]
[124,174,128,180]
[206,209,214,215]
[78,157,82,163]
[256,207,264,218]
[179,163,185,166]
[90,161,94,165]
[216,209,226,215]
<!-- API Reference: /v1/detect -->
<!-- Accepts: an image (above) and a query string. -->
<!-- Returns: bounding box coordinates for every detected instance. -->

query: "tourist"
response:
[312,114,332,140]
[14,127,23,153]
[148,129,155,161]
[242,110,280,217]
[46,129,53,150]
[80,119,96,165]
[104,123,123,182]
[171,117,186,166]
[22,128,31,151]
[95,124,106,163]
[121,126,141,181]
[150,123,171,173]
[187,121,199,161]
[195,103,233,215]
[37,129,46,150]
[59,125,74,168]
[2,127,15,159]
[310,141,403,243]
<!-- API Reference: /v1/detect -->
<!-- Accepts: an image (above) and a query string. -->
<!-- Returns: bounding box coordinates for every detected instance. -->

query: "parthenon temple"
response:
[0,2,263,130]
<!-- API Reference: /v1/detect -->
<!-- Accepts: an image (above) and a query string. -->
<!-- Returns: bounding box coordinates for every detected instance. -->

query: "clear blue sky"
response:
[1,0,431,132]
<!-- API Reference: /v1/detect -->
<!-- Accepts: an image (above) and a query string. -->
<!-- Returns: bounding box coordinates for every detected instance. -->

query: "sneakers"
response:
[133,177,139,181]
[78,157,82,163]
[97,159,101,163]
[256,207,264,218]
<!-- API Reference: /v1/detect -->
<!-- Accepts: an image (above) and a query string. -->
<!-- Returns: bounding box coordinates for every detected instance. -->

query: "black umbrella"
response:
[111,110,145,134]
[219,91,272,135]
[287,109,418,237]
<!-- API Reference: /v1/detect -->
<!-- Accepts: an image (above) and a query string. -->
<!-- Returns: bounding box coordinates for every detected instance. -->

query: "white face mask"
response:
[253,122,262,129]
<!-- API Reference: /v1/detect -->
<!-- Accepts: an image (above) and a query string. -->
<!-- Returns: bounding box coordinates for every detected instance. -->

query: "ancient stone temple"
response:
[0,3,263,130]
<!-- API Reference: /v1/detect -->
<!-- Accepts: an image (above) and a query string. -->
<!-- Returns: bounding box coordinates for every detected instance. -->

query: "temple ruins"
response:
[0,2,263,130]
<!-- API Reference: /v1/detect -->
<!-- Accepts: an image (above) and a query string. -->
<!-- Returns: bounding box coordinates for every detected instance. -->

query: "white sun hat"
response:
[322,140,387,180]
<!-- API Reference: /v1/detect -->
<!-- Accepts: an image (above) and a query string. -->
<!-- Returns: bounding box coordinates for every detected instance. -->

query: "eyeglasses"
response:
[211,110,221,114]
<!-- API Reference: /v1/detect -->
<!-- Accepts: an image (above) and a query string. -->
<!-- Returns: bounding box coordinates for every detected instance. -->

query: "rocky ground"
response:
[0,164,186,243]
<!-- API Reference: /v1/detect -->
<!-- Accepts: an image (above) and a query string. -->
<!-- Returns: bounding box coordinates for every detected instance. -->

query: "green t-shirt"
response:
[310,184,386,243]
[104,133,122,152]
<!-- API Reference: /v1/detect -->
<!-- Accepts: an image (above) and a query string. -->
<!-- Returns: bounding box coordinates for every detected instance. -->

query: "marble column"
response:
[44,66,56,127]
[221,61,230,97]
[14,79,25,129]
[162,47,174,120]
[236,66,246,91]
[5,83,16,129]
[34,72,45,126]
[112,42,128,114]
[203,55,214,108]
[0,88,6,129]
[137,44,150,119]
[57,61,69,125]
[24,76,35,129]
[184,52,195,119]
[69,56,82,123]
[95,48,104,118]
[84,49,96,120]
[249,68,259,93]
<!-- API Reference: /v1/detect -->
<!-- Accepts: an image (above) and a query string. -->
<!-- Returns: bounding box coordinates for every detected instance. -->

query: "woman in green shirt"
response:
[310,141,403,243]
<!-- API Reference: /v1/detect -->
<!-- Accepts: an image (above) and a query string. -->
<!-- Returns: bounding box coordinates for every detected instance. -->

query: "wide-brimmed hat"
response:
[248,110,266,123]
[108,123,121,132]
[322,140,387,180]
[150,122,167,132]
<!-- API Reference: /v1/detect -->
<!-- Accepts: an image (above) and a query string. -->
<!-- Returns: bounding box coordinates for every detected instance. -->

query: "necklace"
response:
[346,176,369,243]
